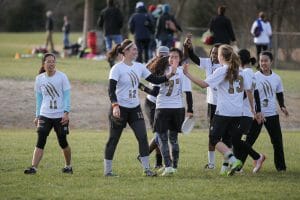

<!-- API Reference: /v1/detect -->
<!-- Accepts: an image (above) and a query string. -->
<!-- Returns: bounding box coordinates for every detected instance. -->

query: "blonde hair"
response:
[219,44,240,82]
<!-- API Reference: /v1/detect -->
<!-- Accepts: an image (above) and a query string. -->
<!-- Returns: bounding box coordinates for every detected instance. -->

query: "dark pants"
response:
[240,115,286,171]
[256,44,268,59]
[135,38,150,63]
[105,106,149,160]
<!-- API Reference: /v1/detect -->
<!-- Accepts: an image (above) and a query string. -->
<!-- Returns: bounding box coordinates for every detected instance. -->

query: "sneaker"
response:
[62,166,73,174]
[143,169,157,177]
[24,167,37,175]
[204,163,215,170]
[227,159,243,176]
[235,168,244,174]
[253,154,266,173]
[104,172,119,177]
[161,167,175,176]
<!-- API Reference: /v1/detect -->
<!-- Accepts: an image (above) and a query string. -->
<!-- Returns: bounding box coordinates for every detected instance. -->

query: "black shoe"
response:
[143,169,157,177]
[104,172,119,177]
[24,167,37,174]
[62,166,73,174]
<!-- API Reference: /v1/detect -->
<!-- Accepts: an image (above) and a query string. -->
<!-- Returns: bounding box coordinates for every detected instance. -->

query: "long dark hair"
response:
[219,45,240,81]
[238,49,256,66]
[38,53,56,74]
[169,47,183,66]
[106,39,134,65]
[147,56,169,76]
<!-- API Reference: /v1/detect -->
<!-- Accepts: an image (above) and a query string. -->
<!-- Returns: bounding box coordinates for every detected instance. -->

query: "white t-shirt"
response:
[205,65,252,117]
[255,71,283,117]
[156,66,191,109]
[35,71,71,118]
[242,68,256,117]
[198,58,221,105]
[109,61,151,108]
[250,19,272,44]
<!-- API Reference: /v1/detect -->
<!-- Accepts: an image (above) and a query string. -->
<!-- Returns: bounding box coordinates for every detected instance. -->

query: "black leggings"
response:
[240,115,286,171]
[105,119,149,160]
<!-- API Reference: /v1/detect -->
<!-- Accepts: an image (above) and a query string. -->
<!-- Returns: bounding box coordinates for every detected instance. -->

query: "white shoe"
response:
[204,163,215,170]
[253,154,266,173]
[161,167,175,176]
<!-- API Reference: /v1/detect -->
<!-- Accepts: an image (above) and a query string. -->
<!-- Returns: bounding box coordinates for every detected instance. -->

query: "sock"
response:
[221,160,229,172]
[208,151,215,165]
[104,159,112,174]
[31,166,37,170]
[224,151,237,164]
[140,156,150,170]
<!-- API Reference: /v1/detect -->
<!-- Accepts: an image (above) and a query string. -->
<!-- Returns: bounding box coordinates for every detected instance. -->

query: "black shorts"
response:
[207,103,216,123]
[209,115,241,146]
[154,108,185,133]
[37,115,69,136]
[240,116,253,135]
[109,105,145,129]
[144,98,156,129]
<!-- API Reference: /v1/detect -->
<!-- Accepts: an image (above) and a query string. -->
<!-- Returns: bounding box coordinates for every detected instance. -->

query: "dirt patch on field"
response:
[0,79,299,130]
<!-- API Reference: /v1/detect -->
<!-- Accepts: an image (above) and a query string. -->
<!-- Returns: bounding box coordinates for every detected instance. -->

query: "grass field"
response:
[0,129,300,200]
[1,32,300,199]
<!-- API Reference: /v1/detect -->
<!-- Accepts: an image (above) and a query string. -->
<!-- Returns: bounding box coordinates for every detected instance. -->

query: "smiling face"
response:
[210,47,219,64]
[259,54,272,73]
[123,43,138,61]
[43,55,56,76]
[168,51,180,67]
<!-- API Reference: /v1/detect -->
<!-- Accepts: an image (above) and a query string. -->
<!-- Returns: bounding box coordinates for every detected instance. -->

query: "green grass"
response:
[0,129,299,199]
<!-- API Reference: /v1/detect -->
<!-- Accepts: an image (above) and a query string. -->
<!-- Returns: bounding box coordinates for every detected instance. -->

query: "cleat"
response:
[62,166,73,174]
[104,172,119,177]
[204,163,215,170]
[143,169,157,177]
[227,159,243,176]
[24,167,37,175]
[161,167,175,176]
[253,154,266,173]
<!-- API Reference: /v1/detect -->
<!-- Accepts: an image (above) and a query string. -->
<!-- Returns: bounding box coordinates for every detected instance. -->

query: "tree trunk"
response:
[82,0,94,48]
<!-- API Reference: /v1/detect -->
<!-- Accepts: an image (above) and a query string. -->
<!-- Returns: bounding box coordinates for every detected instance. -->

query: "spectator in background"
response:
[62,16,70,49]
[148,4,157,59]
[45,10,56,53]
[129,1,154,63]
[97,0,123,51]
[250,12,272,60]
[155,4,182,48]
[209,5,236,45]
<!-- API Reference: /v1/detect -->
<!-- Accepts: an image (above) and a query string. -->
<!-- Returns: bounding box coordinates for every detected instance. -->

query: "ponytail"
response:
[219,45,240,82]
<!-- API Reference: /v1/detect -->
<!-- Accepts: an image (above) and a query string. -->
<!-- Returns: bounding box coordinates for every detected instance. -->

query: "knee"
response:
[58,137,68,149]
[209,135,220,146]
[36,131,48,149]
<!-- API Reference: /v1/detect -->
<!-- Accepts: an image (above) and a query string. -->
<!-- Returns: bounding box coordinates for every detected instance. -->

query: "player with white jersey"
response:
[24,53,72,175]
[137,46,170,169]
[183,34,229,170]
[230,49,266,173]
[242,51,288,172]
[105,39,176,177]
[184,44,258,176]
[153,48,194,176]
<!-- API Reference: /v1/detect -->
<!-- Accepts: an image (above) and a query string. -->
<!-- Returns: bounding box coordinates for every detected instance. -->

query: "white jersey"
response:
[242,68,256,117]
[156,66,191,109]
[109,61,151,108]
[35,71,71,118]
[146,82,157,103]
[198,58,221,105]
[255,71,283,117]
[205,65,252,117]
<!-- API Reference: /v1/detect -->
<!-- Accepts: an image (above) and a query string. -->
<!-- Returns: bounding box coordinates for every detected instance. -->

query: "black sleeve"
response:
[254,89,261,112]
[188,48,200,66]
[185,91,193,113]
[145,74,168,84]
[138,83,160,97]
[108,79,118,103]
[276,92,285,108]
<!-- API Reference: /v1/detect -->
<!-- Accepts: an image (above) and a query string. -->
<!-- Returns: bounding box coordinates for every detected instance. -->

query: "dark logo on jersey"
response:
[43,82,60,109]
[260,80,273,107]
[127,71,139,87]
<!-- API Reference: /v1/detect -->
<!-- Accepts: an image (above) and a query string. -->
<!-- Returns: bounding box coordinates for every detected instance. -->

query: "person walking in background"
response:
[105,39,176,177]
[24,53,72,175]
[250,12,272,60]
[45,10,56,53]
[62,16,70,49]
[209,5,236,45]
[241,51,288,172]
[129,1,154,63]
[155,4,182,48]
[97,0,123,51]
